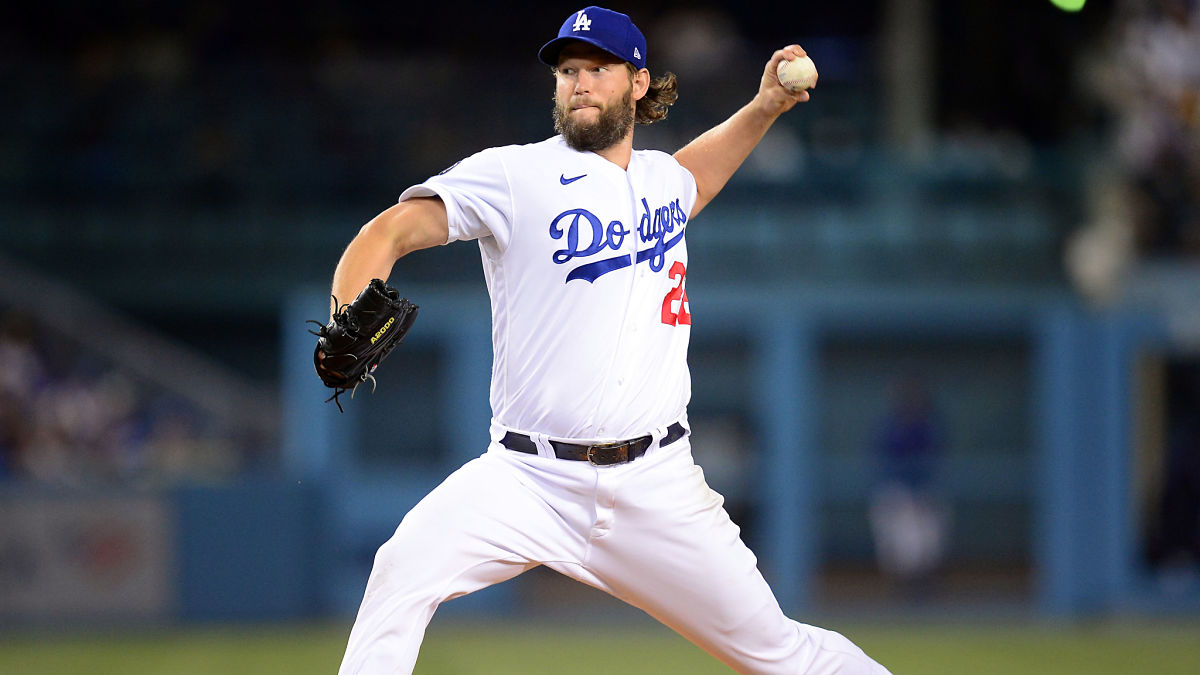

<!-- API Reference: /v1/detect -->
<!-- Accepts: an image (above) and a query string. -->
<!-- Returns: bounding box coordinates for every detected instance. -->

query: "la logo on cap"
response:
[538,7,647,70]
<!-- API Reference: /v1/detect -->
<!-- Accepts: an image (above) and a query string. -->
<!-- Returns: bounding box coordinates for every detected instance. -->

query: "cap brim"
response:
[538,36,626,67]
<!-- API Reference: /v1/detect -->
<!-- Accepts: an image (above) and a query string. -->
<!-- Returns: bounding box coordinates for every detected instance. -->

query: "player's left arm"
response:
[673,45,810,218]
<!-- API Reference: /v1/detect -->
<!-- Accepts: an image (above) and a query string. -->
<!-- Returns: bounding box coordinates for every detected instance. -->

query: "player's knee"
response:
[367,531,423,588]
[372,536,400,569]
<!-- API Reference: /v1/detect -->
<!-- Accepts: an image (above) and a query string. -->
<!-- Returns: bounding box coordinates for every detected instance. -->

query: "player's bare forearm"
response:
[329,197,449,316]
[674,103,780,216]
[674,45,811,217]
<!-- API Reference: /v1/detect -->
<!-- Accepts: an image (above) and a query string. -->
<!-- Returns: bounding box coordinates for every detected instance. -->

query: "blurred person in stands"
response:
[867,375,950,600]
[1090,0,1200,256]
[1068,0,1200,302]
[0,311,45,481]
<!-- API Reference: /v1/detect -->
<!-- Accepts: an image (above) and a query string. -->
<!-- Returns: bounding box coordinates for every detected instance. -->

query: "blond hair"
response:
[628,63,678,125]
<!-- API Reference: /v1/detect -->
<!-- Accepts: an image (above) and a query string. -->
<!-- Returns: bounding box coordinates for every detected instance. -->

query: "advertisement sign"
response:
[0,492,173,621]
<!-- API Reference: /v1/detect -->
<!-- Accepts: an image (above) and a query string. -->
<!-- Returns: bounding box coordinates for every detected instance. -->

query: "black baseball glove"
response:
[309,279,418,411]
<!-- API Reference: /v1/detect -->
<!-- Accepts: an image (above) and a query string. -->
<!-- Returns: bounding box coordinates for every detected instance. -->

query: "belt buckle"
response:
[586,441,629,466]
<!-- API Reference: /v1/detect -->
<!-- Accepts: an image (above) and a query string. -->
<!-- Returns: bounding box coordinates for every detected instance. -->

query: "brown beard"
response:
[553,87,634,152]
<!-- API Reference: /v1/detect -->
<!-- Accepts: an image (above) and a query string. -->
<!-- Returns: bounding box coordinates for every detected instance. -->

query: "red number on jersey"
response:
[660,261,692,326]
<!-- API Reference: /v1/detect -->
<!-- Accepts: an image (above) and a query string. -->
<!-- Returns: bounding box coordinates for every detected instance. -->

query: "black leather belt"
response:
[501,422,686,465]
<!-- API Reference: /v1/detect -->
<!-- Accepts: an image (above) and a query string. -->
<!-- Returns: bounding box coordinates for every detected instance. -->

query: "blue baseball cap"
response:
[538,6,647,70]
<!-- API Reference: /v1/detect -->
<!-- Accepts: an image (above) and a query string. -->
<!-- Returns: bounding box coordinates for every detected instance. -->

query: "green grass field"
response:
[1,618,1198,674]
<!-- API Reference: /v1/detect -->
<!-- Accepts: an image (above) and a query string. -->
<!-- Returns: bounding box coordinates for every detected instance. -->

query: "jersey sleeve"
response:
[399,148,514,249]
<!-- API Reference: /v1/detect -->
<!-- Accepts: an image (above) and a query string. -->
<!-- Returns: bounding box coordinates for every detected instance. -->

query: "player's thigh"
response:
[369,452,581,593]
[592,447,796,655]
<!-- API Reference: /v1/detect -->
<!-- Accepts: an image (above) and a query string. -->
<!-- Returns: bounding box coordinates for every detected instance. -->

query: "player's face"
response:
[552,45,636,152]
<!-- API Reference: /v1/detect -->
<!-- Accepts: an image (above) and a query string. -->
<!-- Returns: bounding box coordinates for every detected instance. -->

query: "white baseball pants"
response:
[338,431,891,674]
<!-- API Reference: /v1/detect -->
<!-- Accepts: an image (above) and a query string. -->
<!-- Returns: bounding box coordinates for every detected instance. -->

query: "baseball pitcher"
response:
[318,6,891,674]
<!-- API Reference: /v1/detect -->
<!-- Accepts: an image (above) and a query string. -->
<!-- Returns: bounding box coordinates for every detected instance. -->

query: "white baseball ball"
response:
[776,55,818,92]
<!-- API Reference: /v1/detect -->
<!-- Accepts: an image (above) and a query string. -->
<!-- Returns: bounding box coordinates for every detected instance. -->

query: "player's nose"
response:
[573,71,592,93]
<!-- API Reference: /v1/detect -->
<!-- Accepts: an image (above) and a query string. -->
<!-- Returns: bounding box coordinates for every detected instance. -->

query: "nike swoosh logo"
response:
[559,173,586,185]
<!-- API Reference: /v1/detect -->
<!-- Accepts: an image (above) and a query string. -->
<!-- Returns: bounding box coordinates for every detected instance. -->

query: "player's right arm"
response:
[674,45,810,219]
[329,196,449,316]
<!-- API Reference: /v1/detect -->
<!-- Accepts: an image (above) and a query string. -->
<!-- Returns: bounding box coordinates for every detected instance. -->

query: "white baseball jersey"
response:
[400,135,698,441]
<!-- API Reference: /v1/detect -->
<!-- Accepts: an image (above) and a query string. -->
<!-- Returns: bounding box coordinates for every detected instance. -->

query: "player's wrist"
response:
[746,93,787,124]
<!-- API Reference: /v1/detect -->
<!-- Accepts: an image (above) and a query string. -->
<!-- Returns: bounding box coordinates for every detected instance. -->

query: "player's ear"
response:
[632,67,650,101]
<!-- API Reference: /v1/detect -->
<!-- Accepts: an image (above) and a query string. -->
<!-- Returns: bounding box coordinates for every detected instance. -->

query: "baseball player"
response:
[326,6,891,674]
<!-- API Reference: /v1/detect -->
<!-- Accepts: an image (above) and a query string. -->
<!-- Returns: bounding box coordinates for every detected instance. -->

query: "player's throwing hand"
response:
[759,44,815,114]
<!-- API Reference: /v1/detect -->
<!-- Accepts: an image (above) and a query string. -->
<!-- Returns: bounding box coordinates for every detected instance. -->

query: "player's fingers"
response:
[766,49,790,75]
[773,44,806,63]
[766,45,807,82]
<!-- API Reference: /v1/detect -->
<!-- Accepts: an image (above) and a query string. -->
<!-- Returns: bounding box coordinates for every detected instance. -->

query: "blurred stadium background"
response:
[2,0,1200,672]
